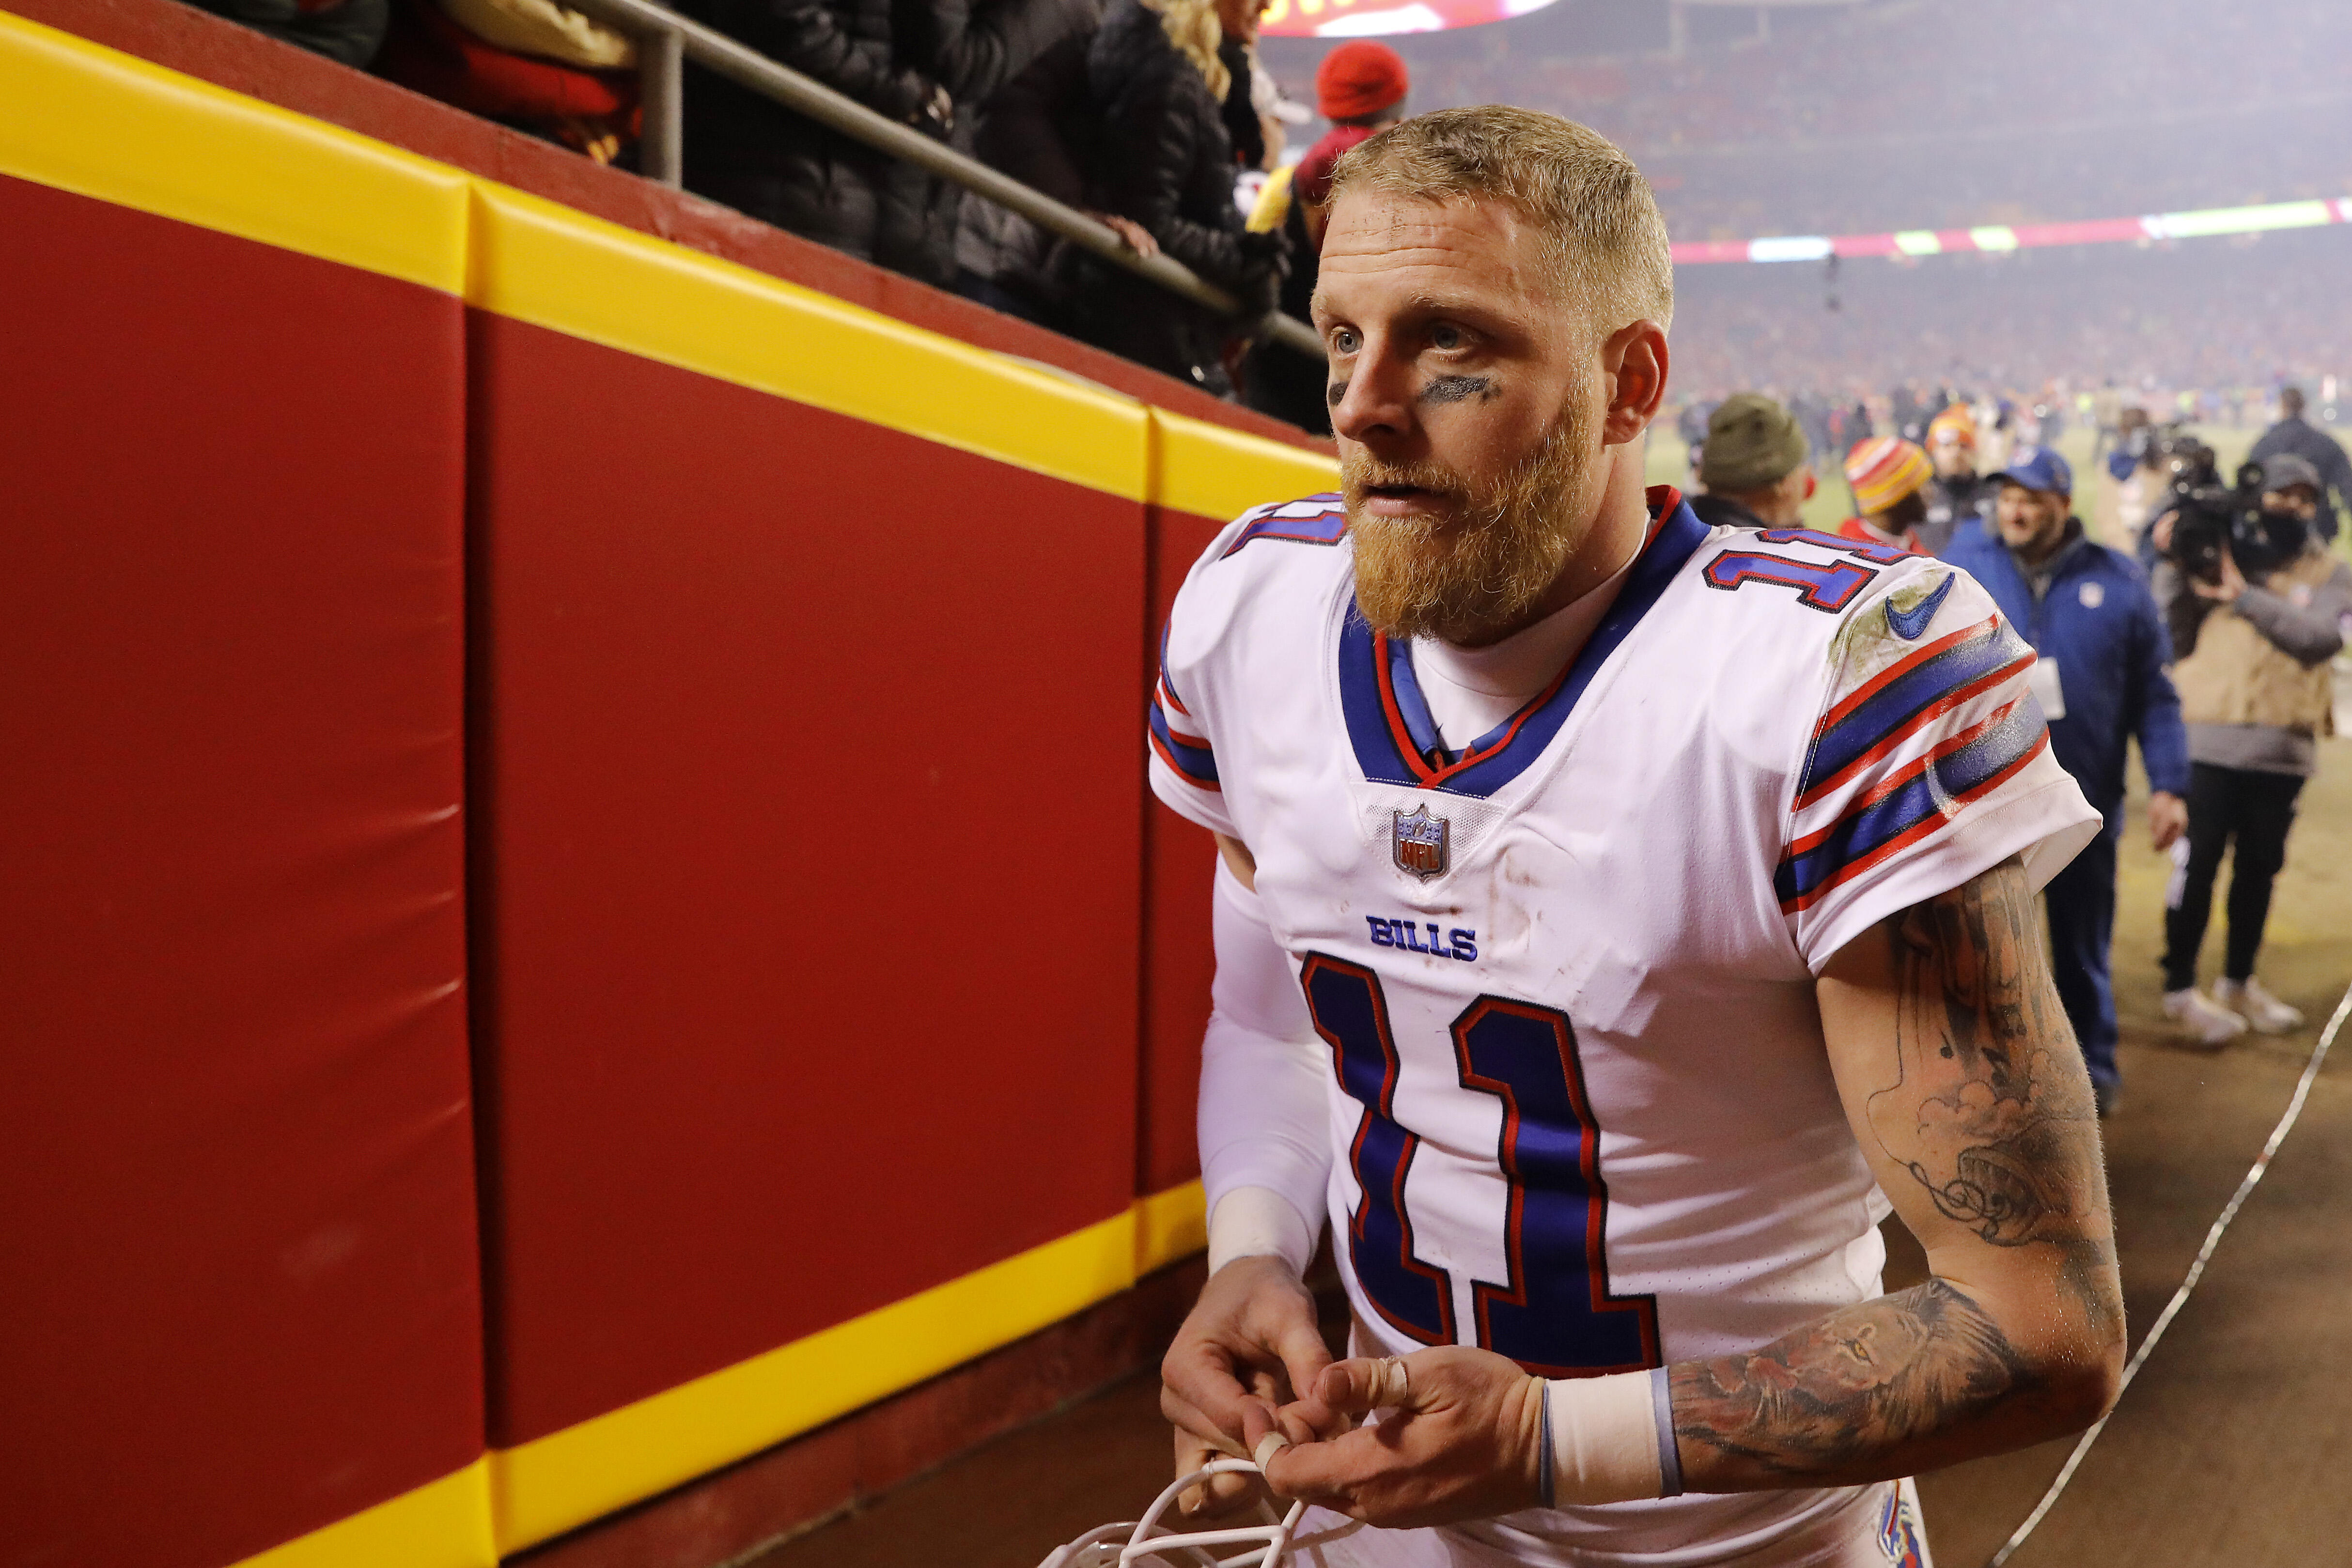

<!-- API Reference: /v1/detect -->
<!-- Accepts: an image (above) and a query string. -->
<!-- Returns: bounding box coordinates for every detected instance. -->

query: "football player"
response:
[1147,107,2122,1568]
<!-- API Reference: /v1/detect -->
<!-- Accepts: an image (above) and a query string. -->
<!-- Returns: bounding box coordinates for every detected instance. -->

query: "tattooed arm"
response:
[1669,855,2126,1491]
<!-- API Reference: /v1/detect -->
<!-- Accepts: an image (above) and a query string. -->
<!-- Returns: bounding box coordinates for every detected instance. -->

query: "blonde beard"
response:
[1346,412,1599,645]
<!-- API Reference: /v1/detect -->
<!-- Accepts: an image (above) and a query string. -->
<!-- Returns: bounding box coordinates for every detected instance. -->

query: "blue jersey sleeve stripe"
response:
[1219,496,1348,558]
[1149,699,1220,788]
[1754,525,1914,566]
[1795,618,2033,808]
[1155,622,1192,716]
[1776,698,2049,912]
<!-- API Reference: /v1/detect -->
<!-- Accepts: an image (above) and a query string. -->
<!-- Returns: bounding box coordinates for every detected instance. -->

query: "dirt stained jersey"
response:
[1147,488,2100,1563]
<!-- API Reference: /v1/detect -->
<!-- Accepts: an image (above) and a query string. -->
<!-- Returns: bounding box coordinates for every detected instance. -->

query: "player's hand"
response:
[1161,1255,1334,1513]
[2149,790,2188,852]
[2150,510,2177,556]
[1249,1349,1546,1528]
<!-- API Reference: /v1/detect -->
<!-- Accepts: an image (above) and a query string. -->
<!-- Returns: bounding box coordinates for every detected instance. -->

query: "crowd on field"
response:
[1678,385,2350,1114]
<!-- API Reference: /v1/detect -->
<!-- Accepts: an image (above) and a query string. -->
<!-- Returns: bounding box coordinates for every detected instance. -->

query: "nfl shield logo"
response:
[1392,806,1450,881]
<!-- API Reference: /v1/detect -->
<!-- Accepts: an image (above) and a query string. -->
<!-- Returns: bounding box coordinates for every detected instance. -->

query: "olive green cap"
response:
[1698,393,1808,492]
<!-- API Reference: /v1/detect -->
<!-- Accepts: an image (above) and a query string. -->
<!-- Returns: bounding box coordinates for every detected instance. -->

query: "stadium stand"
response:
[1669,226,2352,397]
[1266,0,2352,241]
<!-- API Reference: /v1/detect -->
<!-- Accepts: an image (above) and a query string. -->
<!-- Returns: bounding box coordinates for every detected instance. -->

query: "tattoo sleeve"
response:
[1670,858,2121,1489]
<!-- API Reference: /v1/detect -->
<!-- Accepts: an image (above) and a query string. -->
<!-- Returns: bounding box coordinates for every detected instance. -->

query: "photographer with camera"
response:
[1947,447,2190,1115]
[2148,452,2352,1043]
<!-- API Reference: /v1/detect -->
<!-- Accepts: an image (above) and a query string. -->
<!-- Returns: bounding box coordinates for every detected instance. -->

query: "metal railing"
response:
[566,0,1324,361]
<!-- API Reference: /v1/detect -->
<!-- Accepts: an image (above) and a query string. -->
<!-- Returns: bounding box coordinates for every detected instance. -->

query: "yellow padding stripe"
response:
[492,1206,1142,1552]
[468,182,1150,501]
[230,1459,494,1568]
[1153,410,1338,524]
[1136,1178,1208,1275]
[0,10,467,294]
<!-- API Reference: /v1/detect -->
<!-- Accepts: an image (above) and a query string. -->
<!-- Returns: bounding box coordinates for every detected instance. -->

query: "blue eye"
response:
[1432,325,1464,350]
[1332,327,1361,355]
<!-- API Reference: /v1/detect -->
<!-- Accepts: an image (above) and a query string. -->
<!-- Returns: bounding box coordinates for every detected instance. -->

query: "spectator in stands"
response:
[1947,447,2190,1116]
[1075,0,1284,394]
[1687,393,1813,530]
[677,0,946,269]
[1292,41,1408,248]
[2150,451,2352,1043]
[376,0,639,162]
[1916,406,1991,556]
[1241,40,1405,432]
[952,0,1163,328]
[887,0,1099,284]
[2249,387,2351,543]
[1215,18,1265,174]
[1836,436,1931,552]
[189,0,387,66]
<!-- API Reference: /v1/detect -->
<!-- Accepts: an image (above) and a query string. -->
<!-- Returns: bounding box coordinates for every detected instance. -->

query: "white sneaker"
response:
[2215,978,2304,1034]
[2163,987,2247,1048]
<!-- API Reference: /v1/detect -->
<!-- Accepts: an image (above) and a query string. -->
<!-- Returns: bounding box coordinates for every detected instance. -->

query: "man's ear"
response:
[1598,320,1670,446]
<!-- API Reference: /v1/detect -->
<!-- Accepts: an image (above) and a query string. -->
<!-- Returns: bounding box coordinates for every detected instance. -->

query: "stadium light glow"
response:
[1675,196,2352,264]
[1746,235,1834,263]
[1262,0,1563,39]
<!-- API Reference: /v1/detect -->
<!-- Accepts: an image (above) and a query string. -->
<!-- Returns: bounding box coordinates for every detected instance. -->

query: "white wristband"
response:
[1206,1185,1318,1276]
[1542,1370,1674,1506]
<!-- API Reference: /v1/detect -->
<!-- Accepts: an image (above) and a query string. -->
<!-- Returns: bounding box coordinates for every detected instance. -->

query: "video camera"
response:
[2162,455,2309,584]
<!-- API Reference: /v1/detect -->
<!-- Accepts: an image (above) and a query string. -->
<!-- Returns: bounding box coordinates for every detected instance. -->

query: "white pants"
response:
[1287,1478,1932,1568]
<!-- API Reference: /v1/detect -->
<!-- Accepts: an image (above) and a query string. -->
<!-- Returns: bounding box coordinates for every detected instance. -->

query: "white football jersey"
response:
[1148,488,2099,1565]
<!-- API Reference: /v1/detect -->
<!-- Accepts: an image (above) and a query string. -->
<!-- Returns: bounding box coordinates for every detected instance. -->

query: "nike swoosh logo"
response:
[1885,573,1955,640]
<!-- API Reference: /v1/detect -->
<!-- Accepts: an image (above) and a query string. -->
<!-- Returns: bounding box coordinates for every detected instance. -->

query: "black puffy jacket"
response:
[881,0,1091,284]
[191,0,388,65]
[1073,0,1278,393]
[678,0,937,263]
[952,10,1099,313]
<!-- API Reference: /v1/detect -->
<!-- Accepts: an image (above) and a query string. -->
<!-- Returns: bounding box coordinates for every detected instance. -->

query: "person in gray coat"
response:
[2150,450,2352,1042]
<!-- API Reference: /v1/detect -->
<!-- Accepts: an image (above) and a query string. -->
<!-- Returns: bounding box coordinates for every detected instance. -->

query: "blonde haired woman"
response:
[1079,0,1285,394]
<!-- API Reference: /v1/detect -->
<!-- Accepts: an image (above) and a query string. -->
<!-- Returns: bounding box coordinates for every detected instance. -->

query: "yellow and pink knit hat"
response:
[1843,437,1932,515]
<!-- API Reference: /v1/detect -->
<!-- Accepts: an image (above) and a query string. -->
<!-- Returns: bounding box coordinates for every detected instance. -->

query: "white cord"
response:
[1038,1459,1363,1568]
[1983,978,2352,1568]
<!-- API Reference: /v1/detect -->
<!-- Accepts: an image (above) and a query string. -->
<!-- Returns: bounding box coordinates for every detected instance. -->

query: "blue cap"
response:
[2000,445,2073,495]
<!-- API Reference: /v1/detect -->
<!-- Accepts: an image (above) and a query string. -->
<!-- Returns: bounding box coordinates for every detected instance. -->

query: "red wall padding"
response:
[467,313,1146,1444]
[1137,509,1229,1196]
[0,177,483,1568]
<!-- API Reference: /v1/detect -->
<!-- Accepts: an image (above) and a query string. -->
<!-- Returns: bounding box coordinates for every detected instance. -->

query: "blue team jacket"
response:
[1946,519,2191,818]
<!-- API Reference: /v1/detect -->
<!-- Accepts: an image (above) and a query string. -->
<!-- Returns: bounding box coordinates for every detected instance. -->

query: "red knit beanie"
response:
[1316,41,1409,121]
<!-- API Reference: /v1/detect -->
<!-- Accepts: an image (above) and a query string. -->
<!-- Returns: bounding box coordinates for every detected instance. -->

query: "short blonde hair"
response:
[1326,104,1674,335]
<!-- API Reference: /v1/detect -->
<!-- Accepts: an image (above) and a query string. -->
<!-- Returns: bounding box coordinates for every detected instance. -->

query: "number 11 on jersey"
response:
[1301,955,1661,1379]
